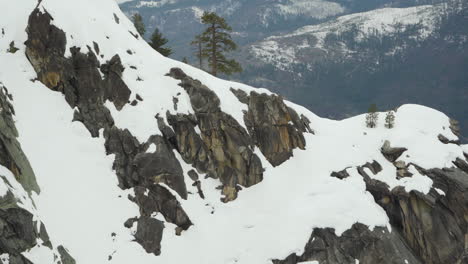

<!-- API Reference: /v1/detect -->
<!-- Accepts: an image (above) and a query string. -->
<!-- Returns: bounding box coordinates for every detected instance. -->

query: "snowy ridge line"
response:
[250,4,439,71]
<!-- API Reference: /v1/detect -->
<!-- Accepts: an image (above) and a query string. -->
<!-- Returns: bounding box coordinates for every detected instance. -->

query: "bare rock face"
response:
[0,86,75,264]
[274,224,422,264]
[167,68,264,202]
[134,216,164,255]
[25,8,130,137]
[134,136,187,200]
[0,86,39,194]
[24,9,190,254]
[299,159,468,264]
[232,88,312,166]
[134,185,192,230]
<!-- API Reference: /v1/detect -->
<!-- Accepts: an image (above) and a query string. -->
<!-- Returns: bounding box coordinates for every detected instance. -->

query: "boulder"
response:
[134,216,164,256]
[381,140,407,162]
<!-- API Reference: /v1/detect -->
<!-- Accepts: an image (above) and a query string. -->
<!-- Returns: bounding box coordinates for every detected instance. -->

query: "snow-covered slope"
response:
[250,5,439,70]
[0,0,467,264]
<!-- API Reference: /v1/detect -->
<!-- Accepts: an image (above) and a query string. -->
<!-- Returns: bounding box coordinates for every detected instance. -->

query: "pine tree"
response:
[191,34,206,70]
[366,104,379,128]
[149,28,172,57]
[132,13,146,37]
[197,12,242,76]
[385,110,395,129]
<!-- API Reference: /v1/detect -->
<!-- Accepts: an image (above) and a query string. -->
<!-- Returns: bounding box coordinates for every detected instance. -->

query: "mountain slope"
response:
[119,0,346,59]
[237,2,468,141]
[249,5,439,70]
[0,0,467,264]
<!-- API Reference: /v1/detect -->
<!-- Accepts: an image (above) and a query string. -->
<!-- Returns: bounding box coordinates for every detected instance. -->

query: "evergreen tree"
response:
[198,12,242,76]
[191,34,206,70]
[366,104,379,128]
[385,110,395,129]
[132,13,146,37]
[149,28,172,57]
[182,57,189,64]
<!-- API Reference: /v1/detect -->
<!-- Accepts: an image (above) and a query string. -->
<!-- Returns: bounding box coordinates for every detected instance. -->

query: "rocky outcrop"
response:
[134,135,187,199]
[0,86,75,264]
[167,68,264,202]
[231,88,312,166]
[274,224,422,264]
[133,185,192,231]
[25,8,129,137]
[0,85,39,194]
[449,118,461,137]
[134,216,165,256]
[23,8,190,254]
[438,133,460,145]
[294,158,468,264]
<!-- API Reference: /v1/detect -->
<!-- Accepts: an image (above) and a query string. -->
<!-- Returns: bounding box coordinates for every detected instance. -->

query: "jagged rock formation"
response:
[231,88,312,166]
[0,85,75,264]
[0,86,39,194]
[274,223,422,264]
[299,152,468,264]
[166,68,266,201]
[24,8,191,255]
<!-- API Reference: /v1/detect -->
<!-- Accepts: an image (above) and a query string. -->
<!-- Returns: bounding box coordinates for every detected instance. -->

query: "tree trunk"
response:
[198,41,202,69]
[211,23,217,76]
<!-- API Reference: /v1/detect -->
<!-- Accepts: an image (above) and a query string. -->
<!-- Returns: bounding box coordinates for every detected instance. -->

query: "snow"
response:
[276,0,344,19]
[0,165,37,216]
[0,176,8,198]
[0,254,9,264]
[251,5,439,70]
[434,188,445,196]
[146,143,157,153]
[462,144,468,154]
[1,0,466,263]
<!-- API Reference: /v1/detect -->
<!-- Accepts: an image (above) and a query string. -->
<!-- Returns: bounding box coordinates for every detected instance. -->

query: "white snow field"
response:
[0,0,465,263]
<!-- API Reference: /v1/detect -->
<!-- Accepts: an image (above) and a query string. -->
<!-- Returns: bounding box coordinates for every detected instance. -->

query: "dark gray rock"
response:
[39,222,52,249]
[5,254,33,264]
[242,91,308,166]
[134,135,187,199]
[187,169,199,181]
[381,140,407,162]
[134,185,192,230]
[330,168,350,179]
[449,118,461,137]
[0,208,37,254]
[165,114,210,173]
[0,85,39,194]
[274,224,422,264]
[57,245,76,264]
[134,216,164,256]
[438,134,460,145]
[453,157,468,174]
[104,127,141,189]
[101,55,131,110]
[167,68,264,202]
